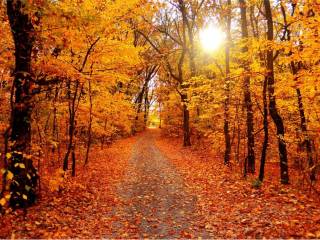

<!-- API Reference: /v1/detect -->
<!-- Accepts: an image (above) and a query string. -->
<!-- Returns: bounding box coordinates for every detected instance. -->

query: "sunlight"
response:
[199,24,226,52]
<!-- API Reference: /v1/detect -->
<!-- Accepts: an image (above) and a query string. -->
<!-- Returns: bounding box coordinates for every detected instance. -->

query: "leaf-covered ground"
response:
[0,129,320,238]
[105,130,209,238]
[0,136,135,238]
[156,130,320,239]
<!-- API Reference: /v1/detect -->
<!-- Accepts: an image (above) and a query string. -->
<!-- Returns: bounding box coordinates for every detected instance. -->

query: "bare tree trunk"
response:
[179,0,191,147]
[181,94,191,146]
[264,0,289,184]
[249,4,268,181]
[63,80,79,171]
[134,66,157,130]
[259,76,269,181]
[224,0,232,165]
[6,0,39,208]
[235,99,241,164]
[239,0,255,173]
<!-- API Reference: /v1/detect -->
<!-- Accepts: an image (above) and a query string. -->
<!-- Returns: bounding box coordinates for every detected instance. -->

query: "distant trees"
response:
[136,0,207,146]
[154,0,319,184]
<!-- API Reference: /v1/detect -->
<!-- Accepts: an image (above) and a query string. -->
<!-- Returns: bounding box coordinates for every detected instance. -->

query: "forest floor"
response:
[0,129,320,238]
[104,130,209,239]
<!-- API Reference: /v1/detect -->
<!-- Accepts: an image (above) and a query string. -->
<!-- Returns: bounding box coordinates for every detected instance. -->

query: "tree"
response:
[6,0,39,208]
[239,0,255,174]
[136,1,192,146]
[223,0,232,165]
[263,0,289,184]
[279,2,316,182]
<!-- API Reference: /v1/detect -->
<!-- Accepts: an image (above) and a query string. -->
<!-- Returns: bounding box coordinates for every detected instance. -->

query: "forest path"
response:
[1,129,319,239]
[106,129,210,239]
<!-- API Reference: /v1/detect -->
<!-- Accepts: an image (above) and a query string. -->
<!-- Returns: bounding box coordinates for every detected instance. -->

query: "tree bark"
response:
[63,80,80,171]
[239,0,255,173]
[264,0,289,184]
[144,85,149,124]
[182,94,191,147]
[259,76,269,181]
[249,4,268,181]
[6,0,39,208]
[179,0,191,147]
[224,0,232,165]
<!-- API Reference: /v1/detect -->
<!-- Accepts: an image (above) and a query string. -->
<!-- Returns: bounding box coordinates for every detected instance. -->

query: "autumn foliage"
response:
[0,0,319,238]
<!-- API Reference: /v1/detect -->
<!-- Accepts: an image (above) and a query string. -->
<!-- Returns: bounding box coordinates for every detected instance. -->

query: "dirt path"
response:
[106,130,210,239]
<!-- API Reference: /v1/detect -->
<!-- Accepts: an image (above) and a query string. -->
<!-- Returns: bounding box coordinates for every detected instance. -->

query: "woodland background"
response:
[0,0,319,223]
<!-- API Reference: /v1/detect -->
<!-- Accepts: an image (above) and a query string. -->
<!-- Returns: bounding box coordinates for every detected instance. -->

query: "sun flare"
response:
[200,24,226,52]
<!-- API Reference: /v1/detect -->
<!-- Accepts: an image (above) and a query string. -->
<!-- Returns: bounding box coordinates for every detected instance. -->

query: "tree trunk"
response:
[259,76,269,181]
[235,100,241,163]
[296,87,316,181]
[249,3,268,181]
[177,0,191,147]
[84,78,93,165]
[239,0,255,173]
[281,2,316,182]
[264,0,289,184]
[63,80,79,171]
[224,0,232,165]
[144,85,149,124]
[6,0,39,208]
[182,94,191,147]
